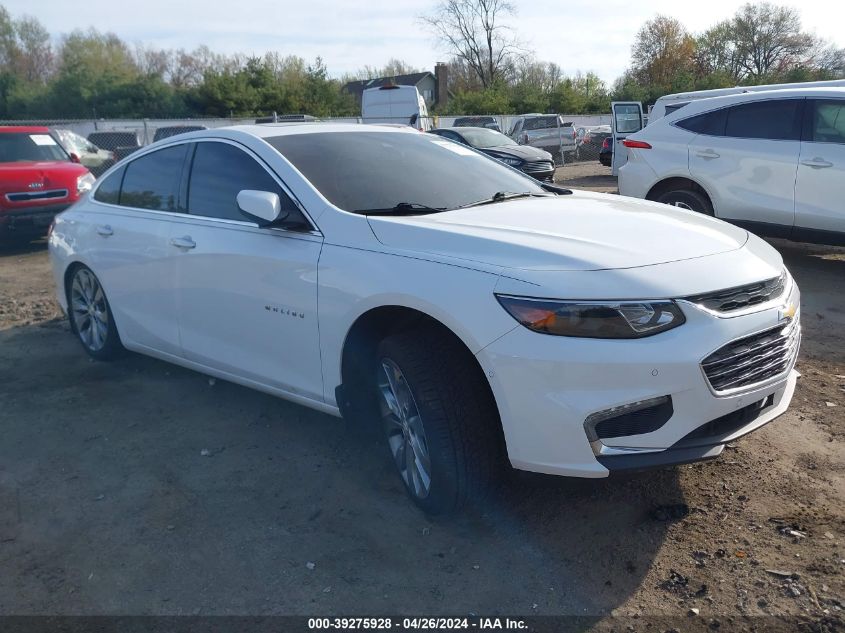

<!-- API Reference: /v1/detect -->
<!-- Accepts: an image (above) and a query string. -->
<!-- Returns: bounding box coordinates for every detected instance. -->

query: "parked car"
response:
[153,125,208,142]
[508,114,576,160]
[429,126,555,180]
[599,136,612,166]
[619,87,845,246]
[452,116,501,132]
[53,129,115,177]
[362,85,432,131]
[50,124,800,514]
[255,115,318,124]
[649,79,845,123]
[87,131,142,161]
[575,125,611,161]
[0,126,94,241]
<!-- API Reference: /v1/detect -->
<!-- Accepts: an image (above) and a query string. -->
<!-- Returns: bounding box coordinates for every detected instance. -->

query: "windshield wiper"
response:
[458,190,553,209]
[352,202,448,216]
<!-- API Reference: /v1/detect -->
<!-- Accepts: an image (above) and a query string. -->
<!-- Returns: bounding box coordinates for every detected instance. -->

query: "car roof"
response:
[0,126,51,134]
[224,122,421,139]
[660,87,845,123]
[434,126,495,133]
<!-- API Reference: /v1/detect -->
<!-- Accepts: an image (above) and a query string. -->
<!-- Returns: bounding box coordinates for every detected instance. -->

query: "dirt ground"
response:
[0,169,843,629]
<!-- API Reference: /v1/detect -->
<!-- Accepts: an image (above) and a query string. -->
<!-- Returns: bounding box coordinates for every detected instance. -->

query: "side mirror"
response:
[69,152,81,164]
[237,190,288,226]
[409,113,418,126]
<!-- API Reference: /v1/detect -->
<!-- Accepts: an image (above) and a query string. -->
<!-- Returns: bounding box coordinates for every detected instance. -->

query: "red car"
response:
[0,126,94,241]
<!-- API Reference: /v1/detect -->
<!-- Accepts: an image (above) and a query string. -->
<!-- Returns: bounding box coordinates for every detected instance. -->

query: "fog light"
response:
[584,396,673,442]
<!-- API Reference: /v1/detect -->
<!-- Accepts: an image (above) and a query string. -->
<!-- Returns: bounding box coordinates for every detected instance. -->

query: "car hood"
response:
[367,190,749,272]
[482,145,551,161]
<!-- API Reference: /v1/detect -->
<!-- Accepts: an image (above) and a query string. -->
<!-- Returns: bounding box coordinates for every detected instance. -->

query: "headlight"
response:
[496,295,686,339]
[76,172,96,195]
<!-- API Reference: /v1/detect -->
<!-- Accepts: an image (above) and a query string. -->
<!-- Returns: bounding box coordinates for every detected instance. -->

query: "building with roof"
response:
[343,63,449,110]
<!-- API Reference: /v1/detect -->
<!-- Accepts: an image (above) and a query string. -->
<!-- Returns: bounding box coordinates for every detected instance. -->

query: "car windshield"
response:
[523,116,562,131]
[0,132,69,162]
[457,128,516,149]
[266,131,546,213]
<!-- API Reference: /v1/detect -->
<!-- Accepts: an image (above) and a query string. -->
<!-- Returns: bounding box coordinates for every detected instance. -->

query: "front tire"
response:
[67,265,123,360]
[656,188,714,215]
[375,327,504,514]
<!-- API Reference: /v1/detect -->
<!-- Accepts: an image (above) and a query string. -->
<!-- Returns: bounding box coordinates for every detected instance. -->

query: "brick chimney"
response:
[434,62,448,110]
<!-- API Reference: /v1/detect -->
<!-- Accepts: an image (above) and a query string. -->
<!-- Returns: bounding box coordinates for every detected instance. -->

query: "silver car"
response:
[508,114,576,160]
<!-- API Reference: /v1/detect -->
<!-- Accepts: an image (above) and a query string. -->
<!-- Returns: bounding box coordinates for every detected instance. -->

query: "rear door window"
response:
[120,144,188,211]
[676,109,728,136]
[724,99,802,141]
[93,166,125,204]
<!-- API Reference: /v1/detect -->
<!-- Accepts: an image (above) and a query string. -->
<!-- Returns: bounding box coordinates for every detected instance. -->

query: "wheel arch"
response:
[336,304,503,434]
[645,177,715,212]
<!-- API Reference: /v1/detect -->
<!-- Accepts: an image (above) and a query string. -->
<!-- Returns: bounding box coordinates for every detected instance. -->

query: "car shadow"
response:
[0,235,48,255]
[0,320,681,619]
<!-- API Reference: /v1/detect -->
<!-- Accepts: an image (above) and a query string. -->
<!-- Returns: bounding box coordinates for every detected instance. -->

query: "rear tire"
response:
[374,327,504,514]
[66,265,124,361]
[656,188,714,215]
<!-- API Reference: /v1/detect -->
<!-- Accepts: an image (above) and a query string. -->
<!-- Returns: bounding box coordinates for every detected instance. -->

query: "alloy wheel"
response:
[377,358,432,499]
[70,269,109,352]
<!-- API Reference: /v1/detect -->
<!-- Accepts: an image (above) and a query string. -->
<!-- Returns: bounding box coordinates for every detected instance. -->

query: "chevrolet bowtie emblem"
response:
[779,303,797,322]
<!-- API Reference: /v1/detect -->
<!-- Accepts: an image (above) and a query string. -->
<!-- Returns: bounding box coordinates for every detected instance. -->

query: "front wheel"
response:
[67,265,124,360]
[655,188,714,215]
[375,327,504,514]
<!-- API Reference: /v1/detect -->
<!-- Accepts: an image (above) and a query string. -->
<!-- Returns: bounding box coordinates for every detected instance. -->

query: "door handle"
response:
[696,149,720,159]
[801,157,833,169]
[96,225,113,237]
[170,236,196,250]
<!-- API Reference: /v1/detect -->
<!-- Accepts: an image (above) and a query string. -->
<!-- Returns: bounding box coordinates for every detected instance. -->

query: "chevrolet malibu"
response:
[49,124,801,514]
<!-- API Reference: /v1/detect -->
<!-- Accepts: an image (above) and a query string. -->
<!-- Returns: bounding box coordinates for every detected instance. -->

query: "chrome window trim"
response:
[88,136,322,236]
[670,96,805,141]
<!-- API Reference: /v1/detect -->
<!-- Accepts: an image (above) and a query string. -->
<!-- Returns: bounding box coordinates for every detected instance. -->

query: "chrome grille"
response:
[686,273,786,313]
[521,160,554,173]
[702,318,800,393]
[6,189,69,202]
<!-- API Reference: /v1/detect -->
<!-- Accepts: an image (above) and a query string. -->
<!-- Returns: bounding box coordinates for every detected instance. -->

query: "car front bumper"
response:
[474,282,800,478]
[0,203,71,237]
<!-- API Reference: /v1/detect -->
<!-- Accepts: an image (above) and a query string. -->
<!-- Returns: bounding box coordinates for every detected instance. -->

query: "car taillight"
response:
[601,138,610,149]
[622,140,652,149]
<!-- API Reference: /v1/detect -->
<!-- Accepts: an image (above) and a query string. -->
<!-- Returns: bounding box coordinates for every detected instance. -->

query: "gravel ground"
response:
[0,173,843,629]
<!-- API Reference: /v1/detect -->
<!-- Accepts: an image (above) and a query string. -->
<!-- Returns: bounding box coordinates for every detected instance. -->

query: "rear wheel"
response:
[375,327,504,514]
[67,265,123,360]
[655,188,714,215]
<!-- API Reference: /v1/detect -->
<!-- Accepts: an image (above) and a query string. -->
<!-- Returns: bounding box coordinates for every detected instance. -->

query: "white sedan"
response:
[49,124,801,514]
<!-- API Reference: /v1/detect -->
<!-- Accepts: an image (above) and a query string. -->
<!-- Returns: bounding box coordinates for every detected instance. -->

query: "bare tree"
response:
[731,2,815,79]
[420,0,523,88]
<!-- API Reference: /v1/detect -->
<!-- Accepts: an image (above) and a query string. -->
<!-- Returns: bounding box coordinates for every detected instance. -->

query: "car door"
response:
[794,98,845,240]
[170,139,324,402]
[687,98,802,233]
[86,144,189,356]
[611,102,645,175]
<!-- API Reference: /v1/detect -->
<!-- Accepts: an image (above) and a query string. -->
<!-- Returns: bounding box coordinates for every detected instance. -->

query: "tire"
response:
[656,188,714,215]
[374,327,504,514]
[66,265,124,360]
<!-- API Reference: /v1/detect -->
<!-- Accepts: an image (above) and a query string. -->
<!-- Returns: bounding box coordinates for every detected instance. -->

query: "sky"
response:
[7,0,845,85]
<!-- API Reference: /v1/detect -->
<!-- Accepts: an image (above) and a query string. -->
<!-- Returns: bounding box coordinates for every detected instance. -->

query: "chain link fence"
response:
[1,113,613,177]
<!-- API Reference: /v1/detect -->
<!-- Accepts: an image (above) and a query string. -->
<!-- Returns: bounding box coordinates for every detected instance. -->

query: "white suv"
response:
[619,87,845,246]
[50,124,800,514]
